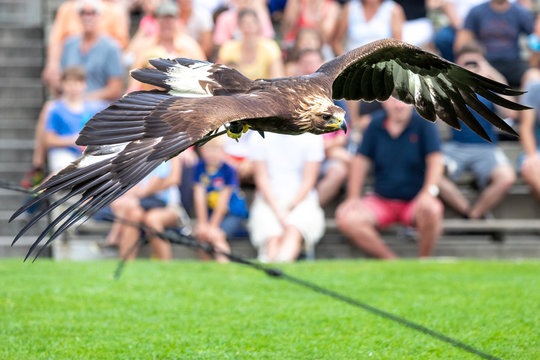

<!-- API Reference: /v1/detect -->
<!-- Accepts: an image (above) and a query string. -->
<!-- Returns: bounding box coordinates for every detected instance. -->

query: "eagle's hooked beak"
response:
[327,114,347,134]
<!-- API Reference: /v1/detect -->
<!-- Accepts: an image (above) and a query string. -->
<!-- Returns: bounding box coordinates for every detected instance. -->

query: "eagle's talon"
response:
[226,122,249,140]
[227,128,243,139]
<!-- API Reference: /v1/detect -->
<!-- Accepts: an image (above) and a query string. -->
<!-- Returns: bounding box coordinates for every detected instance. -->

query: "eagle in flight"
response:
[12,39,528,258]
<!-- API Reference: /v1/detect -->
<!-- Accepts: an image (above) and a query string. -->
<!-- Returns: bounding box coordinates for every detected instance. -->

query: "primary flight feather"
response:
[11,39,528,258]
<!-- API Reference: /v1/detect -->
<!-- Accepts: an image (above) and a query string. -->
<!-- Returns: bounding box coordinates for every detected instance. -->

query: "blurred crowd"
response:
[22,0,540,261]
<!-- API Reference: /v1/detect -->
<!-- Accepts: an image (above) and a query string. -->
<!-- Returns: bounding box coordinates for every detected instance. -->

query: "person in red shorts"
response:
[335,97,444,259]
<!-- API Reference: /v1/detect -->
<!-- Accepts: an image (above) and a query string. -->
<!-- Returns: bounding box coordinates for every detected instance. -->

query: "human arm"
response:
[42,2,71,90]
[441,1,461,29]
[390,3,405,40]
[330,3,349,56]
[418,151,444,196]
[520,109,540,174]
[43,131,79,149]
[335,154,370,218]
[253,160,288,226]
[84,77,124,101]
[267,41,285,78]
[194,183,209,225]
[209,186,232,228]
[288,161,320,211]
[281,0,299,41]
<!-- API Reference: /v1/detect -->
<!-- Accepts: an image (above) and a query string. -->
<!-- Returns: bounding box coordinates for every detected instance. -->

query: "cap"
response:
[155,1,178,17]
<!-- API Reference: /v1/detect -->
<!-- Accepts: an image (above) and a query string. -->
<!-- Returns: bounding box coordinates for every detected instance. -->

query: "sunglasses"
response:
[79,9,97,16]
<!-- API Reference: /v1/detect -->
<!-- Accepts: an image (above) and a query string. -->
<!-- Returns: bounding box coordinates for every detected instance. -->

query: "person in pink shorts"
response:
[335,97,444,259]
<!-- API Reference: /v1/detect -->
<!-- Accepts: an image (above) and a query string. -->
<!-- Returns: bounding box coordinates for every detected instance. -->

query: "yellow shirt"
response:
[218,39,282,80]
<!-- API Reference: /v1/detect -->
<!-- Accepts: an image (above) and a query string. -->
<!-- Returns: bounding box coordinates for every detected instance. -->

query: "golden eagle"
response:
[12,39,527,257]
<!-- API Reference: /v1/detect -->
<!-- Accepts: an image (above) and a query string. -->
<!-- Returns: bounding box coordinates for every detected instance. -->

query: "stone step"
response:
[0,210,49,237]
[0,149,34,163]
[0,43,43,58]
[0,62,43,78]
[0,236,51,258]
[45,232,540,261]
[0,125,36,141]
[0,27,42,41]
[0,103,42,119]
[0,82,43,99]
[0,97,44,109]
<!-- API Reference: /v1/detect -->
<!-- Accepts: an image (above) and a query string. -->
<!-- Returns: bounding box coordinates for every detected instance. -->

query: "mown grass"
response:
[0,259,538,359]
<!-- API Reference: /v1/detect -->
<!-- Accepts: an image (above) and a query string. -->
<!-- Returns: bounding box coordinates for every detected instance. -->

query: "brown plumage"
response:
[12,38,528,258]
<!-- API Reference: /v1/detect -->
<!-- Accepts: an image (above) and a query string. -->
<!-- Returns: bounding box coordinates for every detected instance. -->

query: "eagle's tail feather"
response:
[11,136,163,259]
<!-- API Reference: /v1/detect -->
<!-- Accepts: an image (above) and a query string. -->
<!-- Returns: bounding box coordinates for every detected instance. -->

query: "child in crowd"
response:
[43,66,105,174]
[193,137,248,263]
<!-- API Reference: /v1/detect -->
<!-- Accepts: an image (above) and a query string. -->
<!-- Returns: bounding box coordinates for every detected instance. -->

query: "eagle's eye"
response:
[322,114,331,121]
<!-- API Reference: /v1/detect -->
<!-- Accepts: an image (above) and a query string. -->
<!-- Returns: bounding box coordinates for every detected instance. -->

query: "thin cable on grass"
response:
[0,180,501,360]
[110,215,501,360]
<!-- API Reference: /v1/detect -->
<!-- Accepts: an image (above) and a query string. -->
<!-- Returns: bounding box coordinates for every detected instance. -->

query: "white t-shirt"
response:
[249,132,324,199]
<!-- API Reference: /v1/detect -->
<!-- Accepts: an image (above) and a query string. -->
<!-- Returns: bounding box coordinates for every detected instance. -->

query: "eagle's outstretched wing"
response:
[10,88,277,259]
[316,38,527,140]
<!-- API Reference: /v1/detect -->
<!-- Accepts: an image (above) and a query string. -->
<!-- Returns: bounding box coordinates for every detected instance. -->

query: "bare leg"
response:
[336,205,397,259]
[469,165,515,219]
[414,198,443,257]
[438,176,470,216]
[265,236,281,262]
[522,161,540,201]
[276,225,303,262]
[317,160,348,206]
[118,205,145,261]
[144,208,180,261]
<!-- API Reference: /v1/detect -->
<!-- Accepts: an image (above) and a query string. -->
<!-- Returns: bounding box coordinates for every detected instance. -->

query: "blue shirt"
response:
[359,110,441,201]
[464,2,534,62]
[194,160,247,217]
[449,97,498,144]
[61,35,124,93]
[45,99,105,154]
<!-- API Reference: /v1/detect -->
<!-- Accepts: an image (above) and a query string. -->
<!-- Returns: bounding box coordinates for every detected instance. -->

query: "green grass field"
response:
[1,259,538,359]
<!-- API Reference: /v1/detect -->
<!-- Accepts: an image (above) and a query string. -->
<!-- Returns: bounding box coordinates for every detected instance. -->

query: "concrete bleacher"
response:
[53,142,540,261]
[0,1,51,257]
[1,0,540,260]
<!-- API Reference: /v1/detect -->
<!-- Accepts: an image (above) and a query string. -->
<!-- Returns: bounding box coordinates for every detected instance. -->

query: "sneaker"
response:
[20,167,45,189]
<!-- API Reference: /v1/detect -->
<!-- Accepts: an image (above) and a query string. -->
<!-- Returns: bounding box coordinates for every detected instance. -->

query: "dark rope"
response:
[109,215,501,360]
[0,180,501,360]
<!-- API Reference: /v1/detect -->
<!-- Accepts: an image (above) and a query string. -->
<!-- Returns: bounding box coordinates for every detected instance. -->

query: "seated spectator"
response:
[518,75,540,200]
[43,67,106,175]
[434,0,486,62]
[194,137,249,263]
[213,0,275,46]
[124,0,161,67]
[217,8,284,79]
[177,0,214,58]
[284,27,323,77]
[128,0,206,91]
[331,0,405,138]
[60,0,125,102]
[438,43,517,219]
[331,0,404,56]
[111,158,182,261]
[335,98,444,259]
[42,0,129,92]
[224,131,256,185]
[289,48,351,206]
[395,0,435,48]
[281,0,340,49]
[454,0,535,88]
[248,132,325,263]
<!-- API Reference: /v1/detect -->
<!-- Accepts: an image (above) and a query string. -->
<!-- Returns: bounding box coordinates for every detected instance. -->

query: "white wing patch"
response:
[77,142,129,168]
[165,62,222,97]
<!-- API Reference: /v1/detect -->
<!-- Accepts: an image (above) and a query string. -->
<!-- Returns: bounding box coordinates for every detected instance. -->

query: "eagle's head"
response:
[298,96,347,135]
